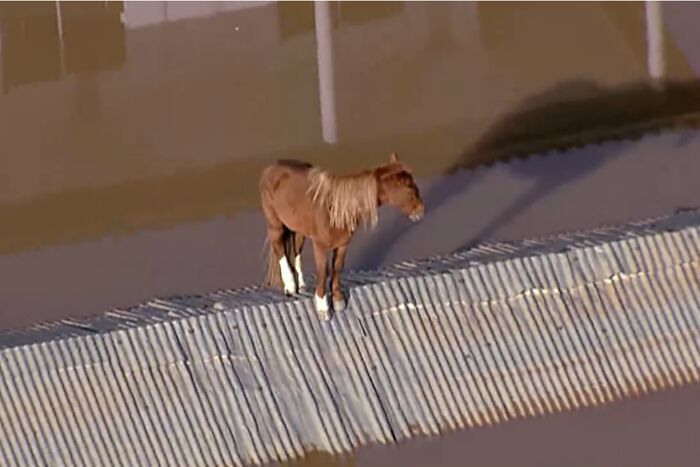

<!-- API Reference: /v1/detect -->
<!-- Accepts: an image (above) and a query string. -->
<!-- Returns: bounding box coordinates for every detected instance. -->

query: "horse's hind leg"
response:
[267,225,296,295]
[261,196,297,294]
[293,234,306,291]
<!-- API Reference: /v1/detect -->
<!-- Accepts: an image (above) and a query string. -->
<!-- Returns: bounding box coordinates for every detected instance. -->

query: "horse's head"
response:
[376,153,425,222]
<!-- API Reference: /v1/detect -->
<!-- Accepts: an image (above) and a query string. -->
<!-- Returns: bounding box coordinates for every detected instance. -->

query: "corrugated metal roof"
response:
[3,209,700,466]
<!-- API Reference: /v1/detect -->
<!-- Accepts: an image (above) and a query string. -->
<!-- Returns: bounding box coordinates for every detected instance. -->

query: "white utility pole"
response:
[645,0,664,89]
[314,1,338,144]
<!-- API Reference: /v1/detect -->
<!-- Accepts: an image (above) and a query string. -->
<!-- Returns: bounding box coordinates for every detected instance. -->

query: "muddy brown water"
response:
[3,2,700,466]
[269,382,700,467]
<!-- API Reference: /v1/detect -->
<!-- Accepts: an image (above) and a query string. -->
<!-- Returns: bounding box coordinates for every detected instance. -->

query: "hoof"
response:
[333,298,346,312]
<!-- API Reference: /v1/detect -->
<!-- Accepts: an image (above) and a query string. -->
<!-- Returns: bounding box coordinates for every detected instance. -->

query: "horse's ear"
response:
[389,152,399,163]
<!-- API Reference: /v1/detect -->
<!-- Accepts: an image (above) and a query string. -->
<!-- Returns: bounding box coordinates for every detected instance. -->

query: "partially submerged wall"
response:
[2,210,700,466]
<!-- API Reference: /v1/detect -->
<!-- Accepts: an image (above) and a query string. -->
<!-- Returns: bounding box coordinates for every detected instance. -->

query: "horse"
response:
[259,152,424,320]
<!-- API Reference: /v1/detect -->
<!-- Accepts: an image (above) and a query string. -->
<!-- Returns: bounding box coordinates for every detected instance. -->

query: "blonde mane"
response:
[307,167,378,231]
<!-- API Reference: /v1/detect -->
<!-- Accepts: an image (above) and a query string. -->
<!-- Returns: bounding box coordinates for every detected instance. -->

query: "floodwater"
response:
[3,1,700,465]
[271,382,700,467]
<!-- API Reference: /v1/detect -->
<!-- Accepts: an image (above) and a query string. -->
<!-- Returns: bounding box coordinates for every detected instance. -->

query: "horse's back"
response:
[260,160,314,205]
[260,160,312,184]
[260,160,319,233]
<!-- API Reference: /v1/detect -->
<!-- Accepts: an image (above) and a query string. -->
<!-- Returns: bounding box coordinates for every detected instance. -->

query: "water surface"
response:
[3,3,700,465]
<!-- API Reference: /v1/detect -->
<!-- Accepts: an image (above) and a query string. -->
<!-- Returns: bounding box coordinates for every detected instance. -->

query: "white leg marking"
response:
[294,254,306,289]
[279,256,296,294]
[315,294,330,320]
[315,294,329,312]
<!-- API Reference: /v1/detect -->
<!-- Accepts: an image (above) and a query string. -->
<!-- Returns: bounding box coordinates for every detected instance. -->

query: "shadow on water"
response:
[355,78,700,269]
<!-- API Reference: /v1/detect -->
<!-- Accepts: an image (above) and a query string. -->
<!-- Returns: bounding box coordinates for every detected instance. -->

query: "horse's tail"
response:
[263,228,296,289]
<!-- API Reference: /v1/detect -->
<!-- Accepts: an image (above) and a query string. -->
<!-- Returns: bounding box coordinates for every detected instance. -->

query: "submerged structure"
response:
[2,209,700,466]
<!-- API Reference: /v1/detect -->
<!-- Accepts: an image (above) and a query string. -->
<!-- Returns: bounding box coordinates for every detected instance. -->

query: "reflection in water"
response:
[60,2,125,74]
[277,1,403,40]
[61,1,126,119]
[0,1,126,95]
[0,2,62,93]
[277,1,315,40]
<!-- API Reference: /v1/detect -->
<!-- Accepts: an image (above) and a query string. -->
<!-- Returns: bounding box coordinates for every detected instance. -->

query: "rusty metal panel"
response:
[3,209,700,465]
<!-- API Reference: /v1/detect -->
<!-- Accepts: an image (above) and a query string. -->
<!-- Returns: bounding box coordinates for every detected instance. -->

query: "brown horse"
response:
[259,153,424,320]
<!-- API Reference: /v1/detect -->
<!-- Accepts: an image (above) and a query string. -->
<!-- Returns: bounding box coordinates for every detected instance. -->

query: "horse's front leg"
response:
[331,244,349,311]
[312,240,331,320]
